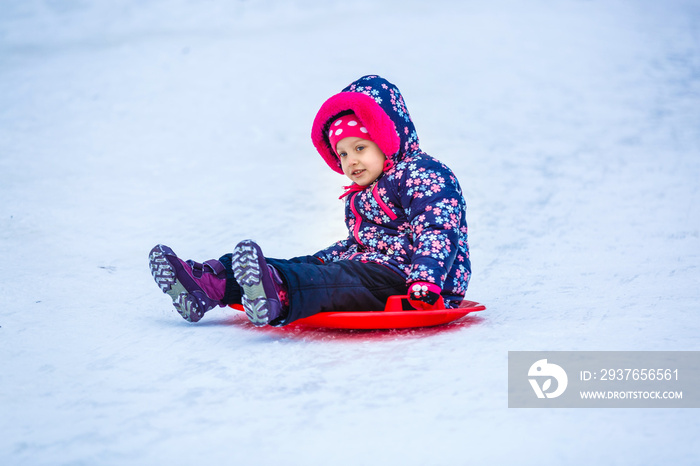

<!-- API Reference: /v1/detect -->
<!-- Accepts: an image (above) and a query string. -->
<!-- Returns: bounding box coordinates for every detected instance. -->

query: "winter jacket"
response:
[311,75,471,306]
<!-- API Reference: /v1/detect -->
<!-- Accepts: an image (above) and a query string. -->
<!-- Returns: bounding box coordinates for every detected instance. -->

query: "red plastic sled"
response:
[230,296,485,330]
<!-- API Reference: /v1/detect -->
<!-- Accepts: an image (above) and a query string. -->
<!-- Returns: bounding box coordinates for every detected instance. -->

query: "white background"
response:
[1,0,699,464]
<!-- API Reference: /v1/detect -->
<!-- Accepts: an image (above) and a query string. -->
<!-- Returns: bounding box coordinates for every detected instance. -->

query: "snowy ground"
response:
[1,0,699,464]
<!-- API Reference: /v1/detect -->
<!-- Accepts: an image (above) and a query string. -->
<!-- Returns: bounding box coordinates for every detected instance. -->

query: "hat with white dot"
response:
[328,113,372,154]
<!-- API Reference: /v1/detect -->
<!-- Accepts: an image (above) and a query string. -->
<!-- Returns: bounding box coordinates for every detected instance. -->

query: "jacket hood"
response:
[312,75,420,174]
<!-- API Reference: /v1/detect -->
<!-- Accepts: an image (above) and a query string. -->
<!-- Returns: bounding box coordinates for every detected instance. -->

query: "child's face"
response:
[336,137,387,186]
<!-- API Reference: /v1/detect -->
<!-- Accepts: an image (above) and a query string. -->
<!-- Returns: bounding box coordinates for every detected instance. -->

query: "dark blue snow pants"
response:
[219,253,408,326]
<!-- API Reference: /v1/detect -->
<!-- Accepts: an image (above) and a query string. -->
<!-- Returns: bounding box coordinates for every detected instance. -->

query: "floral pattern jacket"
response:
[310,75,471,306]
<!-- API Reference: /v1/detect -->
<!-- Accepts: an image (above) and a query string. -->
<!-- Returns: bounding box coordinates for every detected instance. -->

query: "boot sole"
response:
[231,240,274,326]
[149,245,203,322]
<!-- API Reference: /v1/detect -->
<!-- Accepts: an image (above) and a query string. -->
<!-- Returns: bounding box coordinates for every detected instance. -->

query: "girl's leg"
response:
[220,241,407,326]
[217,252,322,306]
[218,253,243,305]
[266,257,408,326]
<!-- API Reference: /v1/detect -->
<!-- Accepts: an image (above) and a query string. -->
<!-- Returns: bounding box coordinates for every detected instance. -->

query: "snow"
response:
[1,0,699,464]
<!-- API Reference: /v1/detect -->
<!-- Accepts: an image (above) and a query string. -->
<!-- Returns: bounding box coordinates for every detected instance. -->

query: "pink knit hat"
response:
[312,90,400,174]
[328,113,372,153]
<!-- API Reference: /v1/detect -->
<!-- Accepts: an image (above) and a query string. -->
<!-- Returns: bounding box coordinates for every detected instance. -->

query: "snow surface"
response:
[1,0,699,464]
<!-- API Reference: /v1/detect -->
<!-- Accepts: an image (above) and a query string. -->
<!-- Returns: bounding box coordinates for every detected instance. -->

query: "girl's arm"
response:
[313,235,356,263]
[400,156,465,291]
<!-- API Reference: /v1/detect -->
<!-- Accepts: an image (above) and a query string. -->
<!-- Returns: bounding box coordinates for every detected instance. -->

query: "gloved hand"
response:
[407,281,444,310]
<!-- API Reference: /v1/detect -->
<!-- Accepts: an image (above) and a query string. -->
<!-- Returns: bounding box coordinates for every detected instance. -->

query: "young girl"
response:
[149,75,471,327]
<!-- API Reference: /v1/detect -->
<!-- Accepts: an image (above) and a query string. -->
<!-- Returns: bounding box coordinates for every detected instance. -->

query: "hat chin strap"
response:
[339,183,366,199]
[338,158,395,199]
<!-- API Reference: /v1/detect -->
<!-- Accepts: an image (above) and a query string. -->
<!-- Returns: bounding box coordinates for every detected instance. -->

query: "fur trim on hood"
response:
[311,75,420,174]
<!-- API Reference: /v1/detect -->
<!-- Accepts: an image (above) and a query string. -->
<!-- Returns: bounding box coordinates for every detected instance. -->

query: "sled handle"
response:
[383,295,446,312]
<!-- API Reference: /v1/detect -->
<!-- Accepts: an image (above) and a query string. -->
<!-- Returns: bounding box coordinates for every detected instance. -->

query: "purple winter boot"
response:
[149,244,226,322]
[231,239,286,326]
